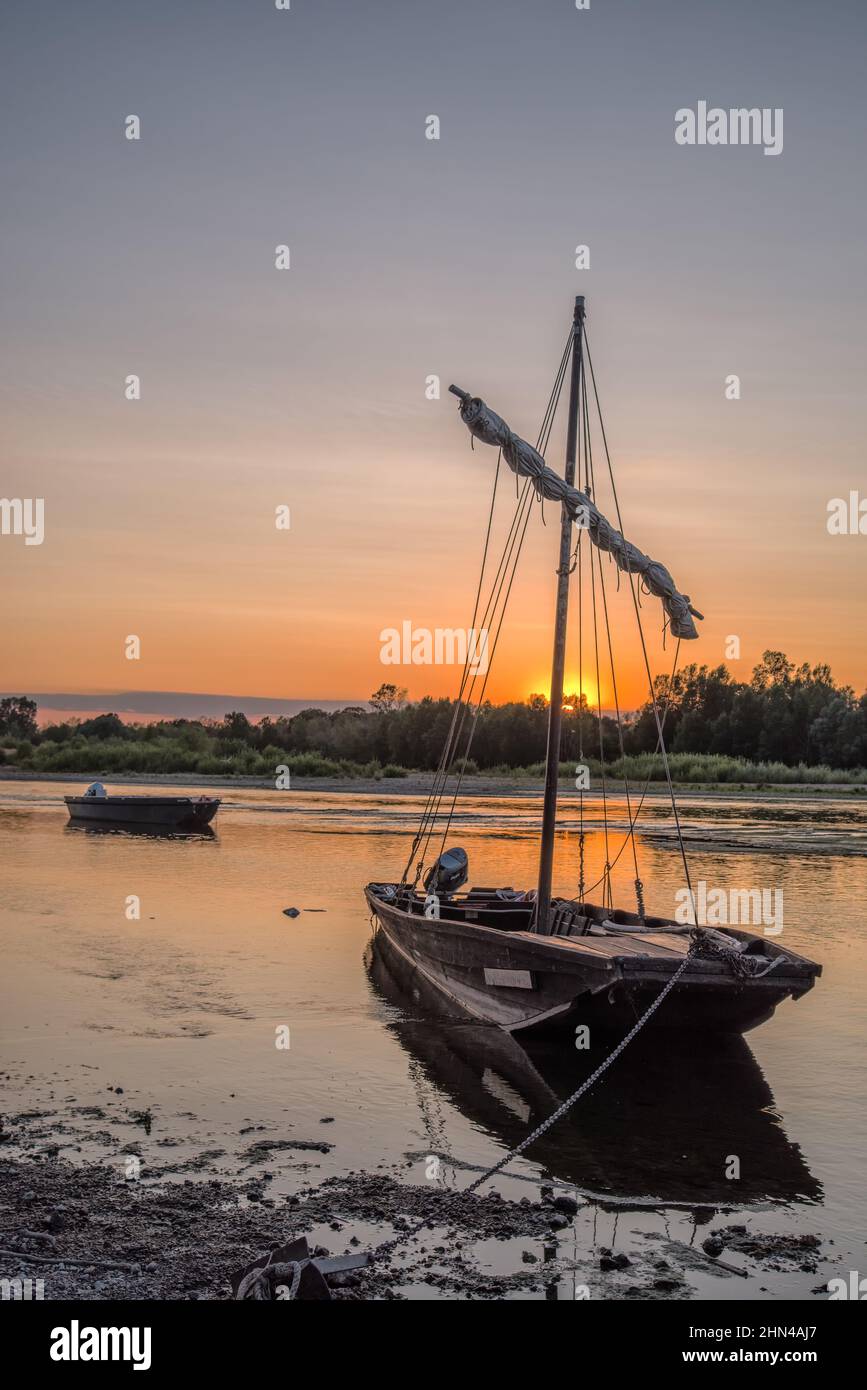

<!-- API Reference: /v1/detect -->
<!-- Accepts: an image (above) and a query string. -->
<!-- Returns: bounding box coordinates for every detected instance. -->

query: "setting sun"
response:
[529,675,611,710]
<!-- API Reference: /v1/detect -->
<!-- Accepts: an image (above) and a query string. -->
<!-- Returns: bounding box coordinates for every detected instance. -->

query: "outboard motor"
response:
[423,846,469,898]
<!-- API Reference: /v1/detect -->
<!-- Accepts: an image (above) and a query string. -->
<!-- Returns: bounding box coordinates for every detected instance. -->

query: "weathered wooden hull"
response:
[364,886,821,1037]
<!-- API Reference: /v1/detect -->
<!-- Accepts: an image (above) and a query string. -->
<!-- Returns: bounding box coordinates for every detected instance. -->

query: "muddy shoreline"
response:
[0,1149,827,1302]
[0,1093,830,1302]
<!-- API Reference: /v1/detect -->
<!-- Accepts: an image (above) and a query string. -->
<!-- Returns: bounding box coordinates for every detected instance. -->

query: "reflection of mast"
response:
[406,1056,456,1185]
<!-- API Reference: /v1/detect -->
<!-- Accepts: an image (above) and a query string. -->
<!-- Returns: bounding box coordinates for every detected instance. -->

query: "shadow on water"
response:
[366,929,821,1209]
[64,820,216,842]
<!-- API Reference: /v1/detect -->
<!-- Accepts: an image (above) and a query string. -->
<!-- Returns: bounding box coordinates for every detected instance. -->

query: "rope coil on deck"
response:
[688,928,786,981]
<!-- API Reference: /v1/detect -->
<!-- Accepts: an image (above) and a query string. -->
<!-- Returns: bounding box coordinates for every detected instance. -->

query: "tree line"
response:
[1,651,865,777]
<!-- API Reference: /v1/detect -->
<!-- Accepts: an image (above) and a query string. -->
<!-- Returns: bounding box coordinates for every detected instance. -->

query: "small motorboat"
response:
[64,789,220,830]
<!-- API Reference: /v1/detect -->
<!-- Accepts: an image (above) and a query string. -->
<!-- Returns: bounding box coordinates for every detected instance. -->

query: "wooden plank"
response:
[508,931,616,960]
[508,930,673,961]
[549,933,689,960]
[630,933,691,955]
[594,937,673,958]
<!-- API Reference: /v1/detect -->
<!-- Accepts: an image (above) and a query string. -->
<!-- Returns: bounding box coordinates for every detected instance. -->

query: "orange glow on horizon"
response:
[529,675,612,710]
[4,390,865,716]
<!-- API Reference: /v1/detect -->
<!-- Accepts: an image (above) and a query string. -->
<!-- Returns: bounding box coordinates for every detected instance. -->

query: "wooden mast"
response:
[533,294,585,934]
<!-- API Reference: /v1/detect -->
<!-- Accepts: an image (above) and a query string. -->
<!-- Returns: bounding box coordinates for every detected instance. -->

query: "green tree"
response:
[0,696,38,742]
[79,712,129,740]
[370,683,407,713]
[220,711,253,740]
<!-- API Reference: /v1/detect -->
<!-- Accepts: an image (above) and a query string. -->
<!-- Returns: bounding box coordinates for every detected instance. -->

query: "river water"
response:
[2,781,865,1300]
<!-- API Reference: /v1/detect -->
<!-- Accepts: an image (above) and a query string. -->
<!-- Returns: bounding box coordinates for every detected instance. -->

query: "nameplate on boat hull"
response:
[483,968,534,990]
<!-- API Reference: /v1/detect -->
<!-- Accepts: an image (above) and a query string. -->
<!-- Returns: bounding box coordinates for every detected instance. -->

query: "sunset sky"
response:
[2,0,865,719]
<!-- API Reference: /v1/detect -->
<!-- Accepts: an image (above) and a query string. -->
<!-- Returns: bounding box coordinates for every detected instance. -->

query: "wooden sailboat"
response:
[365,297,820,1036]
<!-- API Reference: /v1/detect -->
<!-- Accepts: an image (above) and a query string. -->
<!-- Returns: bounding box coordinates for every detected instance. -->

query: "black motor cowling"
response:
[423,847,469,897]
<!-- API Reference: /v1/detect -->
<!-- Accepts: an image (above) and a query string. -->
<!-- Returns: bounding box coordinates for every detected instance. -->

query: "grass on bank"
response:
[5,740,867,786]
[7,739,410,780]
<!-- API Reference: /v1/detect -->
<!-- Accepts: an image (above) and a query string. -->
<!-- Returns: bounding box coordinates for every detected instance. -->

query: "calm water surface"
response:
[2,782,865,1300]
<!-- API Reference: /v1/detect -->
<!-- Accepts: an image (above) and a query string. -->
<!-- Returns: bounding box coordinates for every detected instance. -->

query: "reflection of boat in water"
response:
[65,816,216,841]
[367,928,821,1208]
[65,793,220,831]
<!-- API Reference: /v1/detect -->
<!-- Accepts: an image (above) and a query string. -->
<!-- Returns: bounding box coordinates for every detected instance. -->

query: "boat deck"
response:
[374,885,817,977]
[524,929,692,960]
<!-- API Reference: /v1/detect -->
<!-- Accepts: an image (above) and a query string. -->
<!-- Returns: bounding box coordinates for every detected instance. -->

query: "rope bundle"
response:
[235,1259,303,1300]
[688,928,784,981]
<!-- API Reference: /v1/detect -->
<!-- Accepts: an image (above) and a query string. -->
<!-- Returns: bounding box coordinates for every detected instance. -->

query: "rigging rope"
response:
[400,327,574,887]
[402,320,697,924]
[574,638,682,901]
[583,329,697,920]
[403,355,569,887]
[398,453,508,884]
[580,351,644,917]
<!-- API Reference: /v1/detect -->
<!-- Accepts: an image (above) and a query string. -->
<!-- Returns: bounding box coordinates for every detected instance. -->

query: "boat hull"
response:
[65,796,220,830]
[365,886,820,1037]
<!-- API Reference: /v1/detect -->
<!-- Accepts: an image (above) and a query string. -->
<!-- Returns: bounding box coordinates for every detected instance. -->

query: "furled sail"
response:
[449,387,703,640]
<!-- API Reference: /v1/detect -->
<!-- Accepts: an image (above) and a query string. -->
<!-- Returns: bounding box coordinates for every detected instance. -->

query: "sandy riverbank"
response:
[1,770,864,799]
